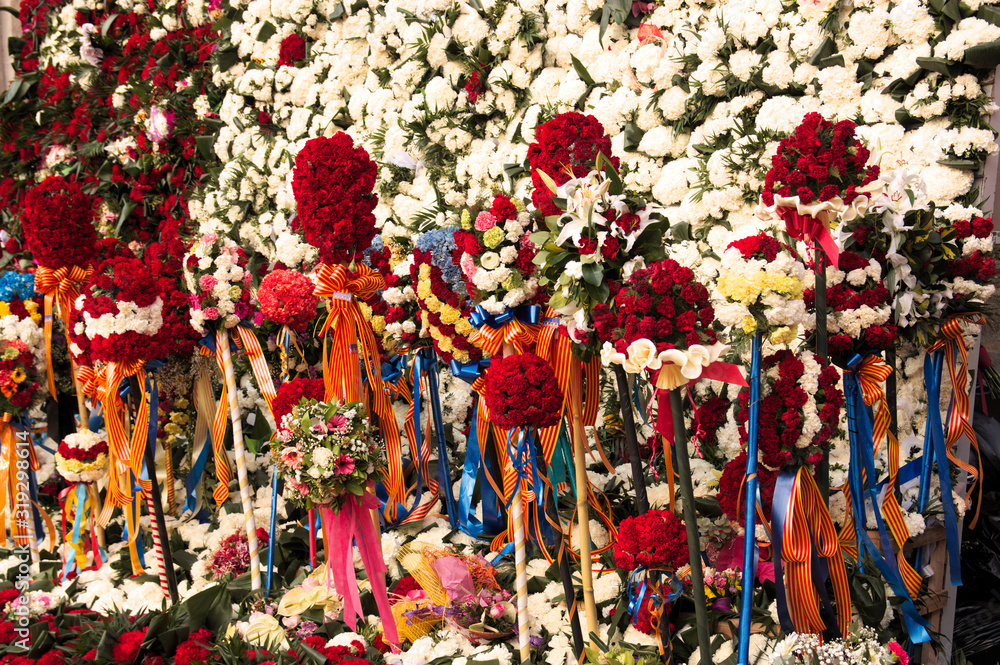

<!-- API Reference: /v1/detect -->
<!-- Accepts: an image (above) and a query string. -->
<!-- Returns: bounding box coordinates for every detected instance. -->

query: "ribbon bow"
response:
[469,305,540,356]
[35,264,93,399]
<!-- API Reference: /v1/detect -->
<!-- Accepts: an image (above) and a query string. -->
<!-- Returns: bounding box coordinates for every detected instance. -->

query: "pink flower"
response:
[200,274,218,291]
[243,271,253,285]
[327,415,347,432]
[489,603,505,619]
[278,429,293,443]
[203,307,219,320]
[201,233,218,244]
[888,641,908,665]
[310,422,328,436]
[281,447,303,469]
[334,454,355,475]
[474,211,497,231]
[253,312,265,326]
[460,254,478,278]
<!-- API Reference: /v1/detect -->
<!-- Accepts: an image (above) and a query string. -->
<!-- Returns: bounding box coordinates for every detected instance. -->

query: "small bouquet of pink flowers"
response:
[271,395,386,512]
[445,589,515,644]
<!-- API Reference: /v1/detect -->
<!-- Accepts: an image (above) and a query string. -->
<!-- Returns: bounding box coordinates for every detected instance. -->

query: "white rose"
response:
[480,252,501,270]
[624,338,661,373]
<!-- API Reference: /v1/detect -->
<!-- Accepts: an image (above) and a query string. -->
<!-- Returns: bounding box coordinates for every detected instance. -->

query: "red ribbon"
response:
[653,361,748,444]
[775,207,840,267]
[320,490,399,646]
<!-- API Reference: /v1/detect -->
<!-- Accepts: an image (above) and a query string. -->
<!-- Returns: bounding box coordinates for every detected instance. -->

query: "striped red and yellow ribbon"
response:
[35,265,92,399]
[837,355,922,598]
[782,467,852,636]
[927,313,985,527]
[469,318,538,357]
[314,263,405,516]
[210,331,235,505]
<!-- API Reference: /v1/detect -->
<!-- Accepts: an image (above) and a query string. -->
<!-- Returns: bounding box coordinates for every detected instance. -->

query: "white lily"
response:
[654,342,729,390]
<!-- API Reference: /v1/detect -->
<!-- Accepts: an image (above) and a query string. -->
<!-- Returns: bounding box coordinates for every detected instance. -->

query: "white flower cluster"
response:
[78,297,165,340]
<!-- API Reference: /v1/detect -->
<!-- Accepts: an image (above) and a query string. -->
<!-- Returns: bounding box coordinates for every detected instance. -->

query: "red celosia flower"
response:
[278,34,305,67]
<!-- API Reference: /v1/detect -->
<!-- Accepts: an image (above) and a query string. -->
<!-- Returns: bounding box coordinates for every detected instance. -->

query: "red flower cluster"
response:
[613,509,688,570]
[291,133,378,265]
[484,353,563,430]
[952,216,993,239]
[762,112,879,207]
[690,395,730,456]
[22,176,98,269]
[736,350,842,470]
[390,575,423,604]
[272,378,325,425]
[718,451,778,524]
[593,258,716,355]
[57,439,109,462]
[112,627,148,663]
[258,270,319,329]
[278,34,306,67]
[946,251,997,283]
[209,528,270,581]
[296,636,370,664]
[527,112,618,216]
[465,71,484,103]
[805,250,897,356]
[78,256,175,364]
[174,628,212,665]
[727,233,781,261]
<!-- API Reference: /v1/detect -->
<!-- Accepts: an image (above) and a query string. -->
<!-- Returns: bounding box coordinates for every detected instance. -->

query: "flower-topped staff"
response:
[183,233,274,593]
[595,258,746,665]
[75,255,178,600]
[258,269,318,383]
[21,175,97,424]
[483,351,564,665]
[270,386,399,646]
[54,430,108,575]
[0,338,44,563]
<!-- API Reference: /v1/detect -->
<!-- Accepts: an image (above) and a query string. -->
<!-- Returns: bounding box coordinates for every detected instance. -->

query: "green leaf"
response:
[672,222,692,241]
[570,54,596,87]
[583,279,610,303]
[115,200,138,236]
[963,39,1000,69]
[529,231,550,246]
[807,37,836,66]
[101,13,120,37]
[581,262,602,286]
[937,158,980,170]
[536,168,559,194]
[328,2,345,20]
[916,56,959,75]
[216,47,239,72]
[178,584,232,634]
[256,21,276,41]
[599,2,611,45]
[978,5,1000,25]
[196,134,217,160]
[623,122,644,152]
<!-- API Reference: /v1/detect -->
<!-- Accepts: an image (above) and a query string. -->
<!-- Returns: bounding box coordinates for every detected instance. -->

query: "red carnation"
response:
[613,509,688,570]
[278,34,305,67]
[484,352,563,430]
[292,133,378,265]
[22,175,98,269]
[258,270,319,328]
[272,378,325,425]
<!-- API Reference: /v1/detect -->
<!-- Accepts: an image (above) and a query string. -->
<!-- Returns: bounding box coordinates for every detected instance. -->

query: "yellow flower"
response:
[228,285,243,300]
[0,302,9,318]
[439,306,460,325]
[174,397,189,410]
[483,226,505,249]
[460,209,472,230]
[170,412,189,425]
[164,423,182,435]
[770,326,799,345]
[455,319,474,336]
[453,349,470,363]
[372,316,386,334]
[741,316,757,334]
[11,368,25,384]
[416,281,432,300]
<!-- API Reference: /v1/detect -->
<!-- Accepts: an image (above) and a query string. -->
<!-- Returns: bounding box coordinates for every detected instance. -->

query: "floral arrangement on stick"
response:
[182,234,255,335]
[54,431,109,485]
[271,388,398,645]
[0,339,42,413]
[715,233,807,346]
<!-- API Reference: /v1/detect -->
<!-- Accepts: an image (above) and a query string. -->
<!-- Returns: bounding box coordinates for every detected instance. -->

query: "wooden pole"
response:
[568,359,599,644]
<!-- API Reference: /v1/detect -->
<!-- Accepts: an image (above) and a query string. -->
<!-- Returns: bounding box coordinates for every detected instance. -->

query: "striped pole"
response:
[511,479,530,664]
[219,328,263,591]
[145,490,170,599]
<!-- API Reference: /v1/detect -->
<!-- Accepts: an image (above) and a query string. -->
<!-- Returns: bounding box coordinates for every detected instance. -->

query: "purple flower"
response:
[147,106,176,142]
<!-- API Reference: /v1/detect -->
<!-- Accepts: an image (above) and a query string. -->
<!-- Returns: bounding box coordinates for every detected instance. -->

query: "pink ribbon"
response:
[775,207,840,267]
[653,361,748,444]
[321,490,400,646]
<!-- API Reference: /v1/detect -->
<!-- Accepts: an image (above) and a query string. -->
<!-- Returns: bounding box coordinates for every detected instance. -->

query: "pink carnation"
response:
[199,274,218,291]
[474,211,497,231]
[203,307,219,320]
[258,269,319,328]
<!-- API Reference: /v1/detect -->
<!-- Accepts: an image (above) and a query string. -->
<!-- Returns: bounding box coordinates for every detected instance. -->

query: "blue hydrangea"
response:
[0,272,36,302]
[363,235,385,268]
[415,227,465,295]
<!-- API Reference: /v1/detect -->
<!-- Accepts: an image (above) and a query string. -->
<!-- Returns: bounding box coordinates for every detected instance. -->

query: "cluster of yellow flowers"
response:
[415,263,476,364]
[716,270,803,306]
[0,299,41,324]
[162,397,191,447]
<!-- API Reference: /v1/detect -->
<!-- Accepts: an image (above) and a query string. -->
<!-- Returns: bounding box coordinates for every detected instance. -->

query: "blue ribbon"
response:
[505,428,555,548]
[770,470,794,632]
[89,404,105,433]
[123,473,147,570]
[183,435,211,515]
[62,482,89,577]
[469,304,542,332]
[844,355,931,643]
[737,332,762,665]
[917,349,963,587]
[377,352,426,526]
[381,355,407,384]
[627,567,682,627]
[424,348,458,529]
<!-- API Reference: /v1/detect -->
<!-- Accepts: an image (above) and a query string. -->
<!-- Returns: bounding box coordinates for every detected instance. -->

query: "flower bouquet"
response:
[54,431,109,484]
[258,268,318,382]
[771,626,908,665]
[444,589,516,645]
[182,234,254,336]
[363,237,421,355]
[21,175,97,411]
[714,233,807,346]
[0,339,42,414]
[271,382,398,645]
[454,194,540,316]
[529,117,669,354]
